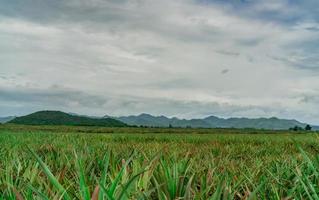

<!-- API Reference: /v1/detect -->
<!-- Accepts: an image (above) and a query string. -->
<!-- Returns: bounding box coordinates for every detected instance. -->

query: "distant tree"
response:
[290,126,304,131]
[305,124,312,131]
[169,124,173,128]
[289,127,296,131]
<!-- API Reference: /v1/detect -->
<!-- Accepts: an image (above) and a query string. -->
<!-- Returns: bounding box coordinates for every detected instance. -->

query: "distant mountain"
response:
[116,113,173,127]
[312,125,319,131]
[0,116,15,124]
[4,110,313,130]
[9,111,127,127]
[203,116,306,130]
[112,114,309,130]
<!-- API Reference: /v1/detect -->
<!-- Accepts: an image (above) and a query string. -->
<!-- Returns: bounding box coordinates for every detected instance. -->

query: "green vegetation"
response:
[289,124,313,132]
[0,124,319,199]
[9,111,127,127]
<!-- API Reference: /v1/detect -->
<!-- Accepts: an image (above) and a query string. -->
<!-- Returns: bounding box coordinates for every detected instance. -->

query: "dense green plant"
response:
[0,126,319,199]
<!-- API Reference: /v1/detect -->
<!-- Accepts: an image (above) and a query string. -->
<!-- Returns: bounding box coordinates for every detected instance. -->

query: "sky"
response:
[1,0,319,124]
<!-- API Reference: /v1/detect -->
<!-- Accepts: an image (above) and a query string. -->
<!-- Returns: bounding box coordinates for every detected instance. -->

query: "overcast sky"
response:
[1,0,319,123]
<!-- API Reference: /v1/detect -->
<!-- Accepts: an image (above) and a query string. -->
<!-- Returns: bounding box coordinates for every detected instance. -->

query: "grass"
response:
[0,124,319,199]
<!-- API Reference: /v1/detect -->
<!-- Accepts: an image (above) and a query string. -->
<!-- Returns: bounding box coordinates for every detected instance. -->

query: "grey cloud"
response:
[300,95,317,104]
[146,78,198,90]
[306,27,319,32]
[0,75,9,80]
[207,0,317,26]
[299,93,319,105]
[236,38,264,47]
[0,0,131,24]
[0,84,318,124]
[221,69,229,74]
[0,0,225,45]
[271,55,319,71]
[1,0,319,124]
[215,50,240,57]
[0,86,108,108]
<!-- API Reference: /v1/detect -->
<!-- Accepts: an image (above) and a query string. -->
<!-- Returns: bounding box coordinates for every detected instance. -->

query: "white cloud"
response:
[1,0,319,123]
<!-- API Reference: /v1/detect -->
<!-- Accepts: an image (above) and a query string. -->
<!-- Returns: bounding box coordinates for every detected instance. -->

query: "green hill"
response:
[9,111,127,127]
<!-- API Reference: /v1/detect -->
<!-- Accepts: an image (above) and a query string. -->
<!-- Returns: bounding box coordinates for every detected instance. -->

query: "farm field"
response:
[1,125,319,199]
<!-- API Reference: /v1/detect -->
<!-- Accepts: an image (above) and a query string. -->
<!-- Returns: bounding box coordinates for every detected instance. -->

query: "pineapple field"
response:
[0,125,319,199]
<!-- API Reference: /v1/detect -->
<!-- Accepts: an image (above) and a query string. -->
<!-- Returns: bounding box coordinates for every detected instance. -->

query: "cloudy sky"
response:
[1,0,319,123]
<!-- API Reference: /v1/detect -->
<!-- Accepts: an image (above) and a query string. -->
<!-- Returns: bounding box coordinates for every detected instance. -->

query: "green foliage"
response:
[290,126,304,131]
[305,124,312,131]
[0,125,319,199]
[9,111,127,127]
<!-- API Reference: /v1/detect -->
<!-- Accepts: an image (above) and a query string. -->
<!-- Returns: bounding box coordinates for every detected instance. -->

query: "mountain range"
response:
[112,113,312,130]
[1,110,315,130]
